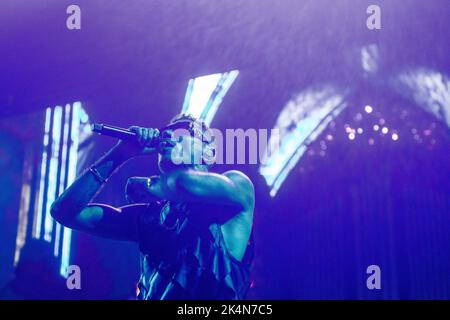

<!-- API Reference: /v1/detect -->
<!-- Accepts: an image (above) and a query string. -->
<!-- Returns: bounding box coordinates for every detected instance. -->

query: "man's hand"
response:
[114,126,160,159]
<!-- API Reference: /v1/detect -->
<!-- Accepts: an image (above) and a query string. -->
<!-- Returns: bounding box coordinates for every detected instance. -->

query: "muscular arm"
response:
[50,140,152,242]
[147,169,254,261]
[148,169,255,224]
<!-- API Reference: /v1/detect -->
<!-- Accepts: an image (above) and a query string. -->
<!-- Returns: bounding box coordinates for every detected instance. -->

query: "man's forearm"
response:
[50,144,128,223]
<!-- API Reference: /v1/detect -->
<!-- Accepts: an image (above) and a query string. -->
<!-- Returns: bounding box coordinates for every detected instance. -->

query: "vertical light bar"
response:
[187,73,222,119]
[33,107,52,239]
[44,106,63,242]
[60,102,81,276]
[14,146,33,265]
[54,104,71,257]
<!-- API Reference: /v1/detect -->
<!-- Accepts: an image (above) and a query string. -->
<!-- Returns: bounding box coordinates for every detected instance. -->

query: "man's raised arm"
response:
[50,127,158,241]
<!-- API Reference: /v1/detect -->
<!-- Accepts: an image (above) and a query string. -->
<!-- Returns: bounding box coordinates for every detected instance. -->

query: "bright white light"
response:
[361,44,379,74]
[60,102,82,276]
[33,107,52,239]
[348,133,356,140]
[395,68,450,128]
[373,124,379,131]
[392,133,399,141]
[260,86,347,196]
[364,105,373,113]
[182,70,239,126]
[357,128,363,134]
[185,73,222,118]
[44,106,63,242]
[382,127,389,134]
[54,104,72,257]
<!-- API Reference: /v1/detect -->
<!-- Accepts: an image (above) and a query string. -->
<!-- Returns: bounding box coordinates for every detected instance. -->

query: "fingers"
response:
[129,126,157,147]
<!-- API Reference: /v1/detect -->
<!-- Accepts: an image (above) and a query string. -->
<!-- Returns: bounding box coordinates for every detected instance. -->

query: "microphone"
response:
[91,123,160,146]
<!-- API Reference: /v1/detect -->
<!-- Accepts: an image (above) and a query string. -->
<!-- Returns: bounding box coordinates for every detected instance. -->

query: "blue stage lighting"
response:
[260,86,347,197]
[181,70,239,125]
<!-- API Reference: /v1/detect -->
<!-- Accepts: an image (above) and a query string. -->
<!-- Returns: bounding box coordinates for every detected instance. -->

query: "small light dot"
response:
[357,128,363,134]
[348,133,355,140]
[365,105,373,113]
[373,124,380,131]
[368,138,375,145]
[326,134,333,141]
[392,133,399,141]
[379,118,386,125]
[382,127,389,134]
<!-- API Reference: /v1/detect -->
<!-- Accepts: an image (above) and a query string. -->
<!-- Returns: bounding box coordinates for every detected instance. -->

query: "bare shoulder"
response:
[223,170,255,212]
[223,170,254,191]
[220,171,254,261]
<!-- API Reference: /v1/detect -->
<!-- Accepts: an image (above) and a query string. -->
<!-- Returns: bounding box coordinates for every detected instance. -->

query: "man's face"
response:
[157,123,209,173]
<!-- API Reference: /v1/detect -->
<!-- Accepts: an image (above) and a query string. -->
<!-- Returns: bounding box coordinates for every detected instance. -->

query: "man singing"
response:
[50,114,254,300]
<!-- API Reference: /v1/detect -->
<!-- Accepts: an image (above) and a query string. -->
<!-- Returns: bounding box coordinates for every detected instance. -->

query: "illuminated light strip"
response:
[181,70,239,125]
[60,102,81,276]
[203,70,239,126]
[14,147,33,265]
[270,106,345,197]
[54,104,71,257]
[44,106,63,242]
[33,107,52,239]
[260,89,347,197]
[394,68,450,128]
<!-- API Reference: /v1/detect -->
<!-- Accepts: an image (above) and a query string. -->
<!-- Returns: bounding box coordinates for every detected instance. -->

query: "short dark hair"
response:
[167,113,213,144]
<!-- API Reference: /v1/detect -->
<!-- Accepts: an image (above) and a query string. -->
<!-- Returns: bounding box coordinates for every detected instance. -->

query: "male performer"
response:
[50,114,254,299]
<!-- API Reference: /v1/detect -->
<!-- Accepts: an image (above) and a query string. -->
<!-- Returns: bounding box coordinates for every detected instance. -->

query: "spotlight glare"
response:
[182,70,239,126]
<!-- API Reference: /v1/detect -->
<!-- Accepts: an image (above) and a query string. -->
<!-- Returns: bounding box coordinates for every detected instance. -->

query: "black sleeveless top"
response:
[136,200,253,300]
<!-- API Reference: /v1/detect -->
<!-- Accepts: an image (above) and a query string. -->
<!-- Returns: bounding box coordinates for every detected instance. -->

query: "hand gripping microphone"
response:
[91,123,160,147]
